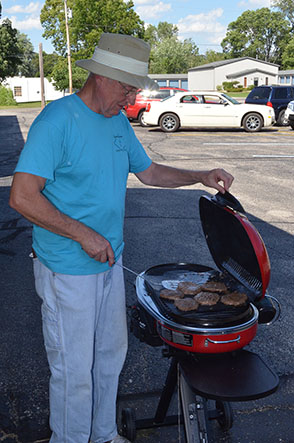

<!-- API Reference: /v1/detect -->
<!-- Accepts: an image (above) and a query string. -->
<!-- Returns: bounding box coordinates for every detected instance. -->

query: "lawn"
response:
[0,101,46,109]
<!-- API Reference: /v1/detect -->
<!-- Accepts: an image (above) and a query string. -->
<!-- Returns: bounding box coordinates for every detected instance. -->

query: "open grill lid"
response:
[199,192,270,300]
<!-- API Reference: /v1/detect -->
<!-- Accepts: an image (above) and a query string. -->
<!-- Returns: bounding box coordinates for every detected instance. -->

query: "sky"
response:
[2,0,273,54]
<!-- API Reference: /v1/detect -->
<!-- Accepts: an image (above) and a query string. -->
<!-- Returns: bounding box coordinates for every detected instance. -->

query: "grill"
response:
[122,192,280,443]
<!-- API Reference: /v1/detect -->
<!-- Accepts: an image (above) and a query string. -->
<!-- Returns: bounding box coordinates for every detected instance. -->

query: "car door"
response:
[197,94,239,126]
[175,94,203,126]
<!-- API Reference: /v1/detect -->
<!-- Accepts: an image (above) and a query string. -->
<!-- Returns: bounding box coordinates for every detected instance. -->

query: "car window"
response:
[154,90,172,99]
[273,88,288,99]
[247,87,270,100]
[203,95,225,104]
[290,88,294,98]
[181,95,202,103]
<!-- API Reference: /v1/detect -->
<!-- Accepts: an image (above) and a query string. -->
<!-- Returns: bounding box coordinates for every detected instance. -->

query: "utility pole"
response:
[39,43,46,109]
[64,0,73,94]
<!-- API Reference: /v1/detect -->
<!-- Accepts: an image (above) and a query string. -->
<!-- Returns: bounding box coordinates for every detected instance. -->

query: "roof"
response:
[188,57,280,73]
[226,68,278,79]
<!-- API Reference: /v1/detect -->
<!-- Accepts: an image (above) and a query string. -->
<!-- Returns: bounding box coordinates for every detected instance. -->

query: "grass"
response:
[0,101,47,109]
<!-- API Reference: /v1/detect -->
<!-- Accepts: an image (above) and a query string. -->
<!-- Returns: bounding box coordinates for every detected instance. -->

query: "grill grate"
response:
[222,257,261,296]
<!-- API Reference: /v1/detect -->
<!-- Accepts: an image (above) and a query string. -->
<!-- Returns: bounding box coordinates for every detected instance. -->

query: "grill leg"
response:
[153,356,178,424]
[180,371,210,443]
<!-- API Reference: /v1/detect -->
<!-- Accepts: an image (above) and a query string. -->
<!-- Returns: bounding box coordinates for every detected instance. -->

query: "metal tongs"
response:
[116,262,163,290]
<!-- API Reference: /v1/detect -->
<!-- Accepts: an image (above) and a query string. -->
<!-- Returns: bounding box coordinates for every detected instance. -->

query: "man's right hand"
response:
[79,227,115,266]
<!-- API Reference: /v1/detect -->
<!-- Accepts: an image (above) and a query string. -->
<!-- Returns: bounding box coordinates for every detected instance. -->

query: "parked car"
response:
[124,86,187,126]
[285,100,294,130]
[143,91,275,133]
[245,85,294,126]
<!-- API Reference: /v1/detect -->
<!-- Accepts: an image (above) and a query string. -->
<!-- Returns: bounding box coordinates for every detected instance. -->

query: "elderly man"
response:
[9,33,234,443]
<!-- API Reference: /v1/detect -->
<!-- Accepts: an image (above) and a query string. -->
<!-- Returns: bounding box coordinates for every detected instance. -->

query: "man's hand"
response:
[78,227,115,266]
[200,168,234,194]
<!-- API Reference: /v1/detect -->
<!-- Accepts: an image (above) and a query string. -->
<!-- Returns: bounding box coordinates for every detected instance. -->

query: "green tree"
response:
[16,31,37,77]
[0,84,17,105]
[50,57,87,91]
[281,37,294,68]
[145,21,178,47]
[201,50,225,64]
[31,51,61,78]
[272,0,294,31]
[40,0,144,58]
[149,36,200,74]
[0,19,22,81]
[221,8,290,64]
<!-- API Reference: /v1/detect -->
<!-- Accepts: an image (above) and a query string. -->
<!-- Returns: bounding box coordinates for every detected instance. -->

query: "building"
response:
[188,57,279,91]
[4,77,66,103]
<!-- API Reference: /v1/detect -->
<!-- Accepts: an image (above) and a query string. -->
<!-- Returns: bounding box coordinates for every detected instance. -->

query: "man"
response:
[9,33,234,443]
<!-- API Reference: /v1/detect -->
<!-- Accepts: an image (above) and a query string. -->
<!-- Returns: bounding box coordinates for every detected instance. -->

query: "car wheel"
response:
[290,123,294,130]
[243,113,263,132]
[138,110,148,127]
[159,113,180,132]
[277,109,288,126]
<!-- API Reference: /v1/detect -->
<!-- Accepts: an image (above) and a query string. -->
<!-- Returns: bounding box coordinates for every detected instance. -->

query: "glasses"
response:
[119,82,138,98]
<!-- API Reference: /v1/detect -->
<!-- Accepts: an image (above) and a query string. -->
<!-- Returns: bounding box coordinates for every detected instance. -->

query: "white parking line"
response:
[204,142,294,146]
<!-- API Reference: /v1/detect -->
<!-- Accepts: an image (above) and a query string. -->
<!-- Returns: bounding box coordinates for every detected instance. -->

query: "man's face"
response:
[98,77,138,118]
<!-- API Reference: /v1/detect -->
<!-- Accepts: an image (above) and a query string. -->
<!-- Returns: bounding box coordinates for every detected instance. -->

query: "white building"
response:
[188,57,279,91]
[4,77,66,103]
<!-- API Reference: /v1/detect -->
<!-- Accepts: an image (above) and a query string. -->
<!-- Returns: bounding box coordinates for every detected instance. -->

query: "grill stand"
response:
[120,347,279,442]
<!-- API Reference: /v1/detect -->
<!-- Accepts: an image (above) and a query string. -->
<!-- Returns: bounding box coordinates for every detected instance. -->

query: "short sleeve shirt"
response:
[15,94,152,274]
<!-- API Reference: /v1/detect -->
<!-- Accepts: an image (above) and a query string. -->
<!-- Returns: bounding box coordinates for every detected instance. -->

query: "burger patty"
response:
[201,281,228,293]
[194,291,220,306]
[174,298,199,312]
[221,292,248,306]
[177,281,203,295]
[160,289,185,301]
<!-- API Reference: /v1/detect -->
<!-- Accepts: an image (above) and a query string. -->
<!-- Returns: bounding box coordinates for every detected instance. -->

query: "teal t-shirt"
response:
[15,94,152,274]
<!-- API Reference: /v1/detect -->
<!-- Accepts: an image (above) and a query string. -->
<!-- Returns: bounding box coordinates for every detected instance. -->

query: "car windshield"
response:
[247,87,270,100]
[221,93,240,104]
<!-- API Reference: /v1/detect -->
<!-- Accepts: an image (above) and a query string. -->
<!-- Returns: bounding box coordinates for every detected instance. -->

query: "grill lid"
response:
[199,192,270,299]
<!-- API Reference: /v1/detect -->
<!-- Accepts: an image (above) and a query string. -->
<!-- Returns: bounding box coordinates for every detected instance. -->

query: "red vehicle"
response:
[124,86,187,126]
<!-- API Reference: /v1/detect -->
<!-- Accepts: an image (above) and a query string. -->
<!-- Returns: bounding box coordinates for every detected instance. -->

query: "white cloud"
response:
[238,0,271,7]
[177,8,226,35]
[6,2,41,14]
[9,15,42,31]
[135,1,172,20]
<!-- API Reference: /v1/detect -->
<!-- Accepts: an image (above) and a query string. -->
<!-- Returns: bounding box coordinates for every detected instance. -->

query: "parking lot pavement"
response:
[0,109,294,442]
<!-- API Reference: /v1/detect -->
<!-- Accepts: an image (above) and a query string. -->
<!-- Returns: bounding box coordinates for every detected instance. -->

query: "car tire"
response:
[159,113,180,132]
[290,123,294,130]
[138,110,148,127]
[243,113,263,132]
[277,109,288,126]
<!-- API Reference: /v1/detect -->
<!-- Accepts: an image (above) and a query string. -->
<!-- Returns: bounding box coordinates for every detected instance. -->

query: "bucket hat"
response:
[76,33,158,90]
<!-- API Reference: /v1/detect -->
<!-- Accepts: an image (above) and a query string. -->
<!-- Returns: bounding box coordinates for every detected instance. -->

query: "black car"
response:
[245,85,294,126]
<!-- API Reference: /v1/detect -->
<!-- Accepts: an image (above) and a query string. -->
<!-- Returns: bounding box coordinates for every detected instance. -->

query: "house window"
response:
[14,86,22,97]
[280,76,285,84]
[286,76,290,84]
[254,78,258,86]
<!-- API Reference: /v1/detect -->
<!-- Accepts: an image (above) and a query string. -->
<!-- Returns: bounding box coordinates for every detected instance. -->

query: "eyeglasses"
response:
[119,82,138,98]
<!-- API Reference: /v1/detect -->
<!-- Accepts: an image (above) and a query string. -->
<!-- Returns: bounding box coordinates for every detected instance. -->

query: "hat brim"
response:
[76,59,158,91]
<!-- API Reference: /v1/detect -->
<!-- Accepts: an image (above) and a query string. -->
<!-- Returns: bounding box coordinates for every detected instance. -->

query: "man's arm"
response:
[135,162,234,193]
[9,172,115,265]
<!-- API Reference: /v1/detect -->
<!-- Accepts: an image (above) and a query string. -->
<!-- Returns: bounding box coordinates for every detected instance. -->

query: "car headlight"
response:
[288,102,294,112]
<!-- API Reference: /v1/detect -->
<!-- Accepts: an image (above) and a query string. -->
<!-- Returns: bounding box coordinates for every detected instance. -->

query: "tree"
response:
[16,32,37,77]
[149,36,200,74]
[40,0,145,58]
[50,57,87,91]
[145,21,178,47]
[221,8,290,64]
[31,51,61,78]
[0,19,22,81]
[272,0,294,31]
[281,37,294,68]
[201,50,225,64]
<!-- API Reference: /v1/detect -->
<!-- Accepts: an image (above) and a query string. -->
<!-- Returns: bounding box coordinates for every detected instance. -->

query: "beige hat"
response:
[76,33,158,90]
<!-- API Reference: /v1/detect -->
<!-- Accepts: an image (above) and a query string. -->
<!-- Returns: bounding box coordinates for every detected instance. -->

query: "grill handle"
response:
[204,336,241,347]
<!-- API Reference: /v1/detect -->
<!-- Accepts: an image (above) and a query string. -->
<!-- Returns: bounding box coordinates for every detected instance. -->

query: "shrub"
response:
[222,81,243,92]
[0,85,17,106]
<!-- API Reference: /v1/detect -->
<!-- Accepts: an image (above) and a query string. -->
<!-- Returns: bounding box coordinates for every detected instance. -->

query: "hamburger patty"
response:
[177,281,203,295]
[160,289,185,301]
[174,298,199,312]
[221,292,248,306]
[201,281,228,293]
[194,291,220,306]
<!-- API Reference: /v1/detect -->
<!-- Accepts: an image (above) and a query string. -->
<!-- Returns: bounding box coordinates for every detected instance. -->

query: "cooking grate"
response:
[223,257,262,296]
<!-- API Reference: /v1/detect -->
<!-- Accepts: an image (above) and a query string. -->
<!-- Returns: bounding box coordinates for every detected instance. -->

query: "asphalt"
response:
[0,108,293,443]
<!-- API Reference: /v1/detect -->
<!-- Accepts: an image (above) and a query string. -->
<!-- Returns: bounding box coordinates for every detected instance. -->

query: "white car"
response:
[143,91,276,133]
[285,100,294,130]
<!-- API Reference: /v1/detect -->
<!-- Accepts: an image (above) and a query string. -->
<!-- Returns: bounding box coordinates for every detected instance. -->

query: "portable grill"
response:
[121,191,280,442]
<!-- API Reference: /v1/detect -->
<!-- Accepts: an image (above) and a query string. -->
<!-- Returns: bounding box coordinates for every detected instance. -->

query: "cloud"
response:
[9,15,42,31]
[6,2,41,14]
[238,0,271,7]
[135,1,172,20]
[177,8,226,38]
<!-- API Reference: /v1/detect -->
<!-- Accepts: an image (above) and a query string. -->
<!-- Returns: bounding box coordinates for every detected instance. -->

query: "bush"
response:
[0,85,17,105]
[222,81,243,92]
